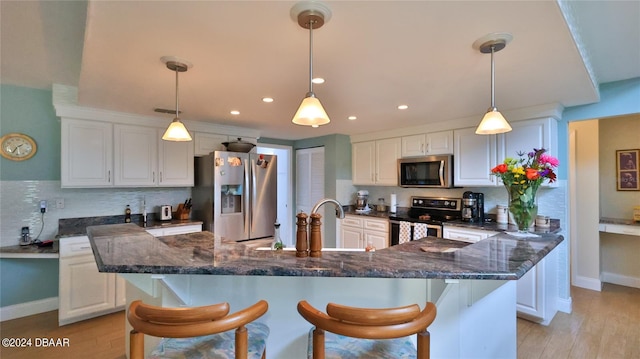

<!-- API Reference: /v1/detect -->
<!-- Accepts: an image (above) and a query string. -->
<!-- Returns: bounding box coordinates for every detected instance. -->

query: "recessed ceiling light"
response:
[312,124,319,128]
[230,110,240,115]
[397,105,409,110]
[348,116,357,120]
[262,97,274,103]
[312,78,325,84]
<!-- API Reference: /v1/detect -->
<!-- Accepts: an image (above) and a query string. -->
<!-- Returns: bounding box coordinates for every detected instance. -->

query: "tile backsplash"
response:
[0,180,190,246]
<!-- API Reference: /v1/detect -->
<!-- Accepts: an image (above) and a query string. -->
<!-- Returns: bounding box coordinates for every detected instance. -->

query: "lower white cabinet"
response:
[145,224,203,237]
[339,215,389,250]
[516,245,559,325]
[442,226,498,243]
[58,236,125,326]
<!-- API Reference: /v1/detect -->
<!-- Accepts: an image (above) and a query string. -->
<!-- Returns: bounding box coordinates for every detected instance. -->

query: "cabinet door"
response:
[454,127,498,186]
[364,230,389,249]
[401,134,426,157]
[426,130,454,154]
[516,260,544,318]
[114,124,158,186]
[158,131,195,186]
[352,141,376,185]
[194,133,228,156]
[375,138,401,185]
[341,226,363,249]
[61,119,113,187]
[59,255,116,324]
[115,274,127,308]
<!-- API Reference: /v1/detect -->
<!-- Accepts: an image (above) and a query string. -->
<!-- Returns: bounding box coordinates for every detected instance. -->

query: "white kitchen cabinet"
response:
[61,119,113,188]
[453,127,500,187]
[114,124,194,187]
[401,131,454,157]
[58,236,122,326]
[454,118,558,187]
[442,226,498,243]
[352,138,401,186]
[194,132,229,156]
[146,224,202,237]
[516,245,559,325]
[339,215,389,249]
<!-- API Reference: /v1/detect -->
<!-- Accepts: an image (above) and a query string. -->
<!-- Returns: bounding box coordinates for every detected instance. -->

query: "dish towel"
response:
[399,221,411,244]
[414,223,428,239]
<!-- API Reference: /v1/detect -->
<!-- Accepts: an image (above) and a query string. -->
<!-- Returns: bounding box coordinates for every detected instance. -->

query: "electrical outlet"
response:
[40,200,47,213]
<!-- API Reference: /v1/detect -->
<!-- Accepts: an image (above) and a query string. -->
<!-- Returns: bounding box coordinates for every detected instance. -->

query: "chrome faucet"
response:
[311,198,345,219]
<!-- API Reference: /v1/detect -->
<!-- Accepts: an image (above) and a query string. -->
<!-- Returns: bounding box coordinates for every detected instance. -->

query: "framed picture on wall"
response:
[616,149,639,191]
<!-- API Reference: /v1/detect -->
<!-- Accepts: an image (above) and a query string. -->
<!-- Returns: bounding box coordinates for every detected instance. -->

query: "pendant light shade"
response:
[161,56,193,141]
[474,34,513,135]
[291,1,331,127]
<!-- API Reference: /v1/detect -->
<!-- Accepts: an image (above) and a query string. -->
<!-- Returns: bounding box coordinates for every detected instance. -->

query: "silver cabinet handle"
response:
[160,172,163,183]
[108,170,111,182]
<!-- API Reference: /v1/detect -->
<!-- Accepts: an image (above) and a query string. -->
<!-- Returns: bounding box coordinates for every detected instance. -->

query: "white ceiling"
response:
[2,1,639,140]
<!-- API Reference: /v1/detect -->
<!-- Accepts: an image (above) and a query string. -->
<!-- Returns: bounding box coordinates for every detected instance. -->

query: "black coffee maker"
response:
[461,191,485,222]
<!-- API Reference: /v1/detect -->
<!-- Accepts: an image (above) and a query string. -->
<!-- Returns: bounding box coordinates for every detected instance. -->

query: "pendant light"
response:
[474,34,513,135]
[161,56,193,141]
[291,1,331,127]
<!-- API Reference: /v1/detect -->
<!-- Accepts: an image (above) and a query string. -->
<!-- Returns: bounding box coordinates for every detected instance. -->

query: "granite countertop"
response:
[0,241,59,258]
[600,217,640,226]
[87,223,564,280]
[57,214,203,238]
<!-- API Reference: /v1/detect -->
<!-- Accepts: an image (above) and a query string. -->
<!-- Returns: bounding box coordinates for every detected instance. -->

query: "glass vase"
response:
[507,184,538,232]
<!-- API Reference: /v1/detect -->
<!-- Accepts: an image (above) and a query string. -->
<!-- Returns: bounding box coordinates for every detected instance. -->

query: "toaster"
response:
[160,205,172,220]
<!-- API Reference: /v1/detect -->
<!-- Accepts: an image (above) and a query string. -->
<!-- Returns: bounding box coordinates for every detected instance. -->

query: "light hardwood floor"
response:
[1,284,638,359]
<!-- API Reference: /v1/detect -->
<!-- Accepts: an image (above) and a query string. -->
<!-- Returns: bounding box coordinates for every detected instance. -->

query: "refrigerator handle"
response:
[244,157,250,237]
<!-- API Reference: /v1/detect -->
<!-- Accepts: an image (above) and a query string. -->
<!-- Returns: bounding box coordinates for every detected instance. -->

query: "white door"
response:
[258,145,293,246]
[61,119,113,187]
[114,124,157,186]
[296,147,325,234]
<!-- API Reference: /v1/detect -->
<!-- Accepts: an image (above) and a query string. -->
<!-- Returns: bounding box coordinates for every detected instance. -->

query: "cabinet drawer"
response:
[364,218,389,232]
[442,228,496,243]
[60,236,92,257]
[342,216,364,228]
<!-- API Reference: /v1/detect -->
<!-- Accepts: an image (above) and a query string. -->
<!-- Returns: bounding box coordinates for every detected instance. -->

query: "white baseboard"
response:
[601,272,640,289]
[0,297,58,322]
[573,275,602,291]
[557,296,573,314]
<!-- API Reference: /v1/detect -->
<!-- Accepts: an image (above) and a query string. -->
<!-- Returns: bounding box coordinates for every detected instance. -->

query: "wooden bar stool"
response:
[128,300,269,359]
[297,300,436,359]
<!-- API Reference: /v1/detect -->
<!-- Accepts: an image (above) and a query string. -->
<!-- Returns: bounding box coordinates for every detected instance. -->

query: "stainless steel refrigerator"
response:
[193,151,277,241]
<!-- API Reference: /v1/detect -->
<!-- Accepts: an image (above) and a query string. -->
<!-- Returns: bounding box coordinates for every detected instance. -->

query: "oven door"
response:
[389,220,442,246]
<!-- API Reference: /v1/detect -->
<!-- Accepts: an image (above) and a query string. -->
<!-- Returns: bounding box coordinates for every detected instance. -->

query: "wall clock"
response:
[1,133,37,161]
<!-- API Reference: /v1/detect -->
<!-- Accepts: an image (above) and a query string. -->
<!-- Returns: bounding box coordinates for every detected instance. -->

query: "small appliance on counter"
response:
[355,190,370,212]
[160,205,172,221]
[461,191,484,223]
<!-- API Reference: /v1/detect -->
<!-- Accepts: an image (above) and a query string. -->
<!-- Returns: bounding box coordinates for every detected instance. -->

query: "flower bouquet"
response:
[491,148,559,232]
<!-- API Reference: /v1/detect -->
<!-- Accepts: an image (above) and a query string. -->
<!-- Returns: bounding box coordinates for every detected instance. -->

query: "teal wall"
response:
[563,78,640,122]
[0,85,61,307]
[0,85,60,181]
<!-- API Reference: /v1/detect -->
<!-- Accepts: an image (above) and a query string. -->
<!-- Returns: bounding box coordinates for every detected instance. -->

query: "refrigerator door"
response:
[213,151,249,241]
[249,154,278,239]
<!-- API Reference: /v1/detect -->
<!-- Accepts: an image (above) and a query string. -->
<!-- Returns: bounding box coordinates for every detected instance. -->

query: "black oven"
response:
[389,196,461,245]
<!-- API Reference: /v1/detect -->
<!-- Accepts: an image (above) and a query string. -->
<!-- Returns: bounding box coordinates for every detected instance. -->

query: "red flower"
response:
[491,163,508,173]
[525,168,540,180]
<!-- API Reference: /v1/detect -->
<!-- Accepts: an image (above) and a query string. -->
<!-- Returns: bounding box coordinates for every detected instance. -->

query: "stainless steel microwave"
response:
[397,154,454,188]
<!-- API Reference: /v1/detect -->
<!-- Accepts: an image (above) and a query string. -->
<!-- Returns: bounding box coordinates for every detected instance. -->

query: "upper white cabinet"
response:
[454,118,558,187]
[194,133,229,156]
[353,138,401,186]
[62,119,193,188]
[401,131,454,157]
[61,119,113,188]
[454,127,500,187]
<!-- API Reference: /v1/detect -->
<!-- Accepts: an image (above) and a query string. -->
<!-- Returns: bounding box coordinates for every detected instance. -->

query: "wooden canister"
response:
[296,212,309,257]
[309,213,322,258]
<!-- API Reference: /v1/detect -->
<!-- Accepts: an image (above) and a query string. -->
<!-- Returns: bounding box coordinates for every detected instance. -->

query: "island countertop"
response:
[87,223,563,280]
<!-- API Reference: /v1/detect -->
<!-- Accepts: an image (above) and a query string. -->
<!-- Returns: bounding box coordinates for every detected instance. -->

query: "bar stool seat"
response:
[128,300,269,359]
[297,300,436,359]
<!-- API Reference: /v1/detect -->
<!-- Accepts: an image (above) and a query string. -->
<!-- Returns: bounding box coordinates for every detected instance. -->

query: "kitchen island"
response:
[87,223,563,359]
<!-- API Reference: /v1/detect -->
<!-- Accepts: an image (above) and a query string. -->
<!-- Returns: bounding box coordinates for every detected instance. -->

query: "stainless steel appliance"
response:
[389,196,461,245]
[160,205,172,220]
[461,191,484,223]
[192,151,277,241]
[355,190,369,211]
[397,155,454,188]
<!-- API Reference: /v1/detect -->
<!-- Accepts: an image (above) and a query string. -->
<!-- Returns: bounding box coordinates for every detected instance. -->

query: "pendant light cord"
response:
[308,19,315,94]
[175,68,180,117]
[490,45,495,109]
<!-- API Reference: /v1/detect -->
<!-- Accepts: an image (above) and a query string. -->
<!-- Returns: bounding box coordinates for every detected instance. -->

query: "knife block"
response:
[176,204,190,220]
